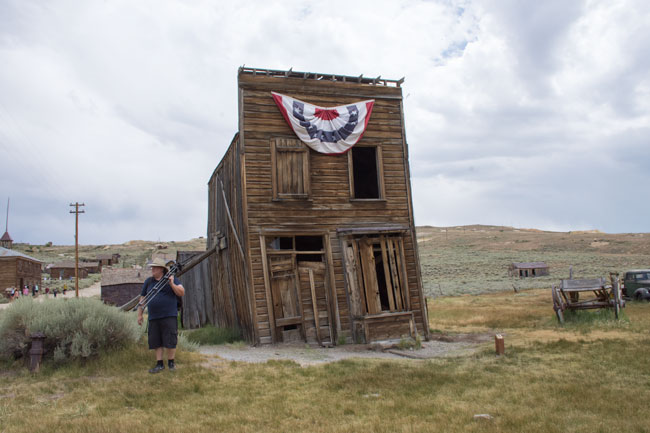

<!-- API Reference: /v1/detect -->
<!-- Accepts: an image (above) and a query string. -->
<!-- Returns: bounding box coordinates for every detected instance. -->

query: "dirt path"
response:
[199,339,481,367]
[0,281,101,310]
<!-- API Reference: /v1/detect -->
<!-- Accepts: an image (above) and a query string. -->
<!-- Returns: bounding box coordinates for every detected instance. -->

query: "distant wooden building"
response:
[0,246,41,290]
[48,262,89,280]
[205,67,429,345]
[0,231,12,249]
[96,253,120,266]
[79,261,102,274]
[101,268,147,306]
[509,262,550,278]
[176,251,213,329]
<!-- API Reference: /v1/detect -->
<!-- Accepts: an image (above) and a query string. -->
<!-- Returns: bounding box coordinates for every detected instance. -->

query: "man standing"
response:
[138,258,185,373]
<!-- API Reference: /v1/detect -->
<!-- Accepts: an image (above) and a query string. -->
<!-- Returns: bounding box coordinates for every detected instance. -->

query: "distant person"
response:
[45,287,50,296]
[53,288,58,298]
[23,286,28,296]
[31,285,36,297]
[138,258,184,374]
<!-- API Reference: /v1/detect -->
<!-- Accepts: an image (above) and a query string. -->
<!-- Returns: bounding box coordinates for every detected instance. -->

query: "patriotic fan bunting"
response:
[271,92,375,154]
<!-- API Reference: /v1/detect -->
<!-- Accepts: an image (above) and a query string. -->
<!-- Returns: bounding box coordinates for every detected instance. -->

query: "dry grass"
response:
[2,227,649,432]
[417,225,650,296]
[1,288,649,432]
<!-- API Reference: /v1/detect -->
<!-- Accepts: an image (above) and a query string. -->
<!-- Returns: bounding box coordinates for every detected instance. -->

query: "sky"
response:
[1,0,649,245]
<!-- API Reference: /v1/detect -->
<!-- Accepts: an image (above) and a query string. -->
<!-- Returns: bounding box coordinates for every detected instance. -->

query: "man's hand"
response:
[138,312,144,326]
[169,275,175,285]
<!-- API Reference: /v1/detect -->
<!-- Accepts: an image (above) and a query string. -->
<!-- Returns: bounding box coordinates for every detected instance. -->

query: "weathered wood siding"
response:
[177,250,214,329]
[101,283,141,306]
[238,73,428,343]
[0,257,42,290]
[207,134,256,341]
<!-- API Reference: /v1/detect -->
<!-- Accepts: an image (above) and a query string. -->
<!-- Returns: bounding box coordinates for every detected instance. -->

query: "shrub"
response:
[0,297,140,363]
[185,325,242,345]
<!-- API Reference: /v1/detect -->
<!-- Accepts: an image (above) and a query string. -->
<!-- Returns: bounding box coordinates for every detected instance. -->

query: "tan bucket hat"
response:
[148,257,171,271]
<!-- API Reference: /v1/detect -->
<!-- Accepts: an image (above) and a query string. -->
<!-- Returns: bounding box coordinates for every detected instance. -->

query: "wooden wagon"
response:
[551,274,625,323]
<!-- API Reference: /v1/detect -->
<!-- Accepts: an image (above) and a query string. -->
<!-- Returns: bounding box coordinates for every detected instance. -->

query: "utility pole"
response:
[69,203,85,297]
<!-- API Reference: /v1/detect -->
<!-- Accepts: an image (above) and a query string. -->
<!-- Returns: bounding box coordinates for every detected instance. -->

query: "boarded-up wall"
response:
[207,134,256,341]
[177,250,214,329]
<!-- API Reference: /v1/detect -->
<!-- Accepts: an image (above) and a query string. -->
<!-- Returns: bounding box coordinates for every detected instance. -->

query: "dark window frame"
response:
[347,144,386,201]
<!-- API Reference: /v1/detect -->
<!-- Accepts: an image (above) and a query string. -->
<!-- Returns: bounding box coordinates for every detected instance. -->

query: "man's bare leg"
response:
[156,347,163,361]
[166,348,176,360]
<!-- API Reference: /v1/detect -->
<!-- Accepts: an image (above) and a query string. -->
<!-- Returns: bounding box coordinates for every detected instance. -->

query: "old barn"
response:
[0,246,42,290]
[206,67,429,345]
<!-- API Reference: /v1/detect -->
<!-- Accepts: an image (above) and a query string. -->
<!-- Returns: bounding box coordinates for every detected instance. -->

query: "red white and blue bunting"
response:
[271,92,375,154]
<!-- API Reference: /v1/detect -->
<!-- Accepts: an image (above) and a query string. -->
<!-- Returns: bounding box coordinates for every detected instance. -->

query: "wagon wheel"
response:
[613,284,621,320]
[552,286,565,324]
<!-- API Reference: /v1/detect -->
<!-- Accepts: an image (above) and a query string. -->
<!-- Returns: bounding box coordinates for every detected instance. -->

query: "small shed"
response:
[79,261,102,274]
[101,268,147,306]
[509,262,550,278]
[97,253,120,266]
[0,246,42,290]
[49,261,89,280]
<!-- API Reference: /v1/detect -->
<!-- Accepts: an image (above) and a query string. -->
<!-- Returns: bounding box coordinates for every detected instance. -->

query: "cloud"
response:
[0,0,649,244]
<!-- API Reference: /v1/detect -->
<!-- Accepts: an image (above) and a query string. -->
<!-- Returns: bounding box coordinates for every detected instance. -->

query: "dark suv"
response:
[622,270,650,300]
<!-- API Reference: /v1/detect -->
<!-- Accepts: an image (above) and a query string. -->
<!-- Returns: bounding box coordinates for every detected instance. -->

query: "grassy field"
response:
[1,289,649,432]
[1,226,649,432]
[417,225,650,297]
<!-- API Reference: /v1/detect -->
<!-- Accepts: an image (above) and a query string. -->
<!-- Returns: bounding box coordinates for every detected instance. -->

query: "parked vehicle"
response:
[622,270,650,301]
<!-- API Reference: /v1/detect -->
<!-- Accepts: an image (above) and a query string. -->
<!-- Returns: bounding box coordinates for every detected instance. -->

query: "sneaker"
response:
[168,362,176,372]
[148,364,165,374]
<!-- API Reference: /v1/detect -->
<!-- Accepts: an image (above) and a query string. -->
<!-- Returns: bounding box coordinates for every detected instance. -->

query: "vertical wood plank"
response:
[308,269,322,346]
[397,237,411,311]
[380,236,396,311]
[259,235,277,342]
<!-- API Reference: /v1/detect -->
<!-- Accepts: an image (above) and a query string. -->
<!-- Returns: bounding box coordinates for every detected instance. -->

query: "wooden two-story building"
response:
[207,67,429,345]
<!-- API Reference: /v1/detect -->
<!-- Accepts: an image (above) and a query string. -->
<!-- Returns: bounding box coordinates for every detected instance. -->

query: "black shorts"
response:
[148,317,178,349]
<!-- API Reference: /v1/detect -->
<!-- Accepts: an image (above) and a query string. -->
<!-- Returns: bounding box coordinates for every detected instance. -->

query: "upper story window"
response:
[348,145,385,200]
[270,138,311,200]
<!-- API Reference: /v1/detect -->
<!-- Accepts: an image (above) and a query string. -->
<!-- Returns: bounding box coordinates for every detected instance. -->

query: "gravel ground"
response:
[199,339,482,367]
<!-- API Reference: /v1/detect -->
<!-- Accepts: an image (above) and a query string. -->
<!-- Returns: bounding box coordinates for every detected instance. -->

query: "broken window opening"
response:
[351,146,381,199]
[269,237,294,250]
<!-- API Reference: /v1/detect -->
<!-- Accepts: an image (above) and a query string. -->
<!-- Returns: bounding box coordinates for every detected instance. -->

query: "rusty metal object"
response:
[28,332,45,373]
[495,334,505,356]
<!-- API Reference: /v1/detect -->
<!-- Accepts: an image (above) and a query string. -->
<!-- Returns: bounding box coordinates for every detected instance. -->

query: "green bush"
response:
[185,325,242,345]
[0,297,140,363]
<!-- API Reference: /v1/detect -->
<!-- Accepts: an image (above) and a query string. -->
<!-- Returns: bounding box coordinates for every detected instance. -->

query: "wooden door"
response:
[269,254,303,341]
[298,262,332,345]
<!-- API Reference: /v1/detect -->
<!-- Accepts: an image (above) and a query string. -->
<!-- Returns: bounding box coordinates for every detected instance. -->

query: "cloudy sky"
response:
[1,0,648,245]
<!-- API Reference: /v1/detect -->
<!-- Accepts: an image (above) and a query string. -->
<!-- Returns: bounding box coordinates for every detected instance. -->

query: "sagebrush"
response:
[0,297,140,363]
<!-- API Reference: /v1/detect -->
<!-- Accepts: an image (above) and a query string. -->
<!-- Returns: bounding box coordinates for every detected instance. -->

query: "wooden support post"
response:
[69,202,85,297]
[308,269,322,346]
[495,334,505,356]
